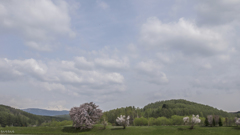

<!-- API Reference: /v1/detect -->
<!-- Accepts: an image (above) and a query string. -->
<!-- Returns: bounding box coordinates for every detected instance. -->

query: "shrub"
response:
[148,117,155,126]
[219,117,223,126]
[171,115,183,125]
[154,117,171,125]
[134,117,148,126]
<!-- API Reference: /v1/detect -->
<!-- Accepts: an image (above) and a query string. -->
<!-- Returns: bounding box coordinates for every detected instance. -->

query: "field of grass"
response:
[0,125,240,135]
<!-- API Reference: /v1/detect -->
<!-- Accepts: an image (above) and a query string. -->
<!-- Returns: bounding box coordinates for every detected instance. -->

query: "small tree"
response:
[213,118,215,126]
[225,117,228,126]
[219,117,222,126]
[207,115,213,126]
[116,115,130,129]
[0,116,7,127]
[190,114,201,129]
[236,118,240,126]
[69,102,102,130]
[205,117,209,126]
[102,117,108,129]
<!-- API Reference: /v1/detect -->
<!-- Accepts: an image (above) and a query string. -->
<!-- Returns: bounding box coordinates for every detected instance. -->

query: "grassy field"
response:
[0,125,240,135]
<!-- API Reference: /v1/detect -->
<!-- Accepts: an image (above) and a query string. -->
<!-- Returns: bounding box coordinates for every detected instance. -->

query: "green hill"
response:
[103,99,235,125]
[142,99,231,118]
[54,114,71,120]
[0,104,67,127]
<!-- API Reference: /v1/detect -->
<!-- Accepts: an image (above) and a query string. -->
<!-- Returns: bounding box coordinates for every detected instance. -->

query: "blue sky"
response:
[0,0,240,112]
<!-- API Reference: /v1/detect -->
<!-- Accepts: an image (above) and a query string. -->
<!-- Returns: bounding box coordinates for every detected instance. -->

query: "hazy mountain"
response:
[22,108,69,116]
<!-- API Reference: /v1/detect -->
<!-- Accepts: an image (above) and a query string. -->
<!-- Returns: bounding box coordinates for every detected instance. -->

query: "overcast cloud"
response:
[0,0,239,112]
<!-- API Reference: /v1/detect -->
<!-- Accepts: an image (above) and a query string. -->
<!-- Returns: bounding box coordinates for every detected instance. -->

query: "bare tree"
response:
[69,102,102,130]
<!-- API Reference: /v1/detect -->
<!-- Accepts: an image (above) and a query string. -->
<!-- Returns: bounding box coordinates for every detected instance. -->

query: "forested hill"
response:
[142,99,231,118]
[103,99,236,124]
[0,104,67,127]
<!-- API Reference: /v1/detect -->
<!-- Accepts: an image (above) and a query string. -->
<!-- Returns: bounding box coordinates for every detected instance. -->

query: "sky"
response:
[0,0,240,112]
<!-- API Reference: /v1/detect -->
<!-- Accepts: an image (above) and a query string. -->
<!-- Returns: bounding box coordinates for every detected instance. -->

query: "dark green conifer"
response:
[213,118,216,126]
[204,117,209,126]
[0,116,7,127]
[219,117,222,126]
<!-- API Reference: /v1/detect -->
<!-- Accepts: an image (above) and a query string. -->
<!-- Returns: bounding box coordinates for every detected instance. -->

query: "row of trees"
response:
[204,117,222,126]
[0,112,35,127]
[131,115,204,126]
[68,101,240,130]
[113,114,202,129]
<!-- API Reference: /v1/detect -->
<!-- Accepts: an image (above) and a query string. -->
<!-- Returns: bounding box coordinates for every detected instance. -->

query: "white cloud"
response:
[140,17,229,56]
[94,57,129,70]
[202,63,212,69]
[156,53,171,63]
[34,82,66,92]
[25,41,51,52]
[46,100,68,111]
[97,0,109,10]
[0,57,126,94]
[135,60,168,84]
[0,0,75,51]
[0,58,47,81]
[75,57,94,70]
[0,94,41,109]
[195,0,240,26]
[136,60,161,73]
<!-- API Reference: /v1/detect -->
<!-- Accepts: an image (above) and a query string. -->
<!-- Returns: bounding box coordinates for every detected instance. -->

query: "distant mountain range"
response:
[22,108,69,116]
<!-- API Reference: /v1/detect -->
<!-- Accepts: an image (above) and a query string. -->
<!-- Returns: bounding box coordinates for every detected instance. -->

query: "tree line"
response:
[103,99,238,125]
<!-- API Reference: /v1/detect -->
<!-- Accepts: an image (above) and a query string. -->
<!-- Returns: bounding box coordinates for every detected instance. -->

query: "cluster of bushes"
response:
[40,120,72,127]
[132,115,238,127]
[133,115,205,126]
[204,117,238,127]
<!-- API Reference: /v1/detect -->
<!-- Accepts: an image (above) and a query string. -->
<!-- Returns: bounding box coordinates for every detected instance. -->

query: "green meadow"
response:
[1,125,240,135]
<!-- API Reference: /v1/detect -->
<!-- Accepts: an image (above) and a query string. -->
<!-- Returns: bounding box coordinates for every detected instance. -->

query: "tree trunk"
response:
[190,124,194,129]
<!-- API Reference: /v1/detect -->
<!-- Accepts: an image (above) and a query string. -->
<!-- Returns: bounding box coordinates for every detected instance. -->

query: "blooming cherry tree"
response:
[235,118,240,126]
[183,117,189,125]
[190,114,201,129]
[116,115,130,129]
[69,102,102,130]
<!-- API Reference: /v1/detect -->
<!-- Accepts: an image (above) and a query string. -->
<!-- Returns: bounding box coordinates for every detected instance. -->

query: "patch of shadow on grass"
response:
[111,128,125,130]
[98,127,107,130]
[62,127,91,133]
[232,127,240,130]
[178,128,188,131]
